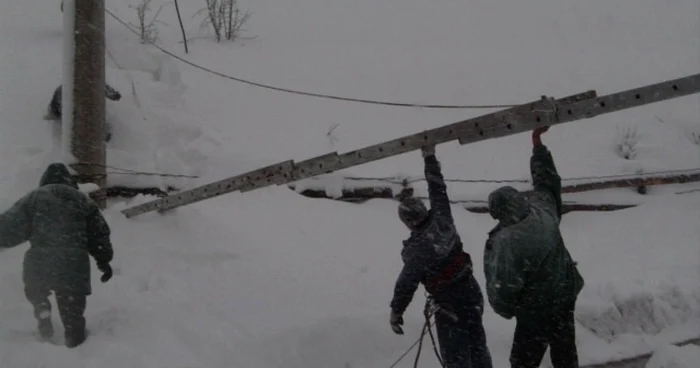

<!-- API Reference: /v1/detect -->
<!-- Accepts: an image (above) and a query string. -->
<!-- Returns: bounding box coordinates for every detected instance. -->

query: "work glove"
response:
[389,310,404,335]
[421,145,436,158]
[97,262,113,283]
[532,125,550,146]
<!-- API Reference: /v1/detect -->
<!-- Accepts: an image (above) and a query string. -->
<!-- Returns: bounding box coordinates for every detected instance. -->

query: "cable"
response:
[104,8,519,110]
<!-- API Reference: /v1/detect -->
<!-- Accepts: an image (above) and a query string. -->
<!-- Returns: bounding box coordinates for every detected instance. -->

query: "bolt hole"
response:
[448,129,453,135]
[474,122,480,127]
[567,109,572,115]
[379,147,383,152]
[600,101,606,108]
[400,141,405,146]
[536,117,541,123]
[478,130,484,136]
[506,123,512,130]
[635,94,641,100]
[672,84,679,91]
[423,135,428,140]
[319,164,323,169]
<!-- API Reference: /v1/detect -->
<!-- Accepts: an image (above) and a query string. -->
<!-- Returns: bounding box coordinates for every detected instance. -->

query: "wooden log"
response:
[88,186,178,202]
[464,203,637,214]
[292,186,413,204]
[559,172,700,194]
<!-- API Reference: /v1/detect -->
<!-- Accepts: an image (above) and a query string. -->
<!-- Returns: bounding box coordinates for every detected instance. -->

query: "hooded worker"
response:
[389,145,492,368]
[44,84,121,142]
[484,126,584,368]
[0,163,114,347]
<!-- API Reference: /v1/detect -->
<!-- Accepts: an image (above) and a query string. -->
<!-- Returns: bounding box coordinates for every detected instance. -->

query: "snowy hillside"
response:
[0,0,699,367]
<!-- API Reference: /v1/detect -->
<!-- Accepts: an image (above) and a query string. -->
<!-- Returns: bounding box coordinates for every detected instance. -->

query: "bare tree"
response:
[613,124,641,160]
[129,0,168,44]
[196,0,250,42]
[173,0,189,53]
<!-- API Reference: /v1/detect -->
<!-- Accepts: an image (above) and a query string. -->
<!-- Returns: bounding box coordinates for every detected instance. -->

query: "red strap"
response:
[424,252,472,294]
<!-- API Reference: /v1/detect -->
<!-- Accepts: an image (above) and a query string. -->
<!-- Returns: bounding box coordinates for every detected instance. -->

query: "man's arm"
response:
[104,84,122,101]
[86,204,114,265]
[530,127,563,219]
[422,146,453,221]
[389,263,423,315]
[0,194,33,249]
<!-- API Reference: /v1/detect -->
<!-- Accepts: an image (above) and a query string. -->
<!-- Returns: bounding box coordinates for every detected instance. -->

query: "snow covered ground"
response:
[0,0,699,367]
[646,344,700,368]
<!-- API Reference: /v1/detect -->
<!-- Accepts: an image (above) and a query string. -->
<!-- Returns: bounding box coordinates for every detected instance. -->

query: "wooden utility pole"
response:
[63,0,107,207]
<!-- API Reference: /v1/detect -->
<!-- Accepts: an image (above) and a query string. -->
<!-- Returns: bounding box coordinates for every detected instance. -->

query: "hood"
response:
[39,163,79,189]
[487,186,530,226]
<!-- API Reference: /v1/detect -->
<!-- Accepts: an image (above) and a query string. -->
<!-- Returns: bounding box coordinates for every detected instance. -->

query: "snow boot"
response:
[37,317,54,340]
[65,328,87,348]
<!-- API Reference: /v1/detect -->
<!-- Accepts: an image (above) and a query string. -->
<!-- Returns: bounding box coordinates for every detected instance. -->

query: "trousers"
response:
[25,286,87,348]
[433,273,493,368]
[510,300,579,368]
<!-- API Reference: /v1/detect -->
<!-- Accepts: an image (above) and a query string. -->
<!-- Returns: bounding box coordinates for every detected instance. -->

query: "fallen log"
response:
[290,172,700,209]
[464,203,637,214]
[291,186,413,204]
[559,172,700,194]
[88,186,179,202]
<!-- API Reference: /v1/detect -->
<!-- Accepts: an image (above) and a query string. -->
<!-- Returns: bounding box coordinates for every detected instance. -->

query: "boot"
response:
[37,316,54,340]
[65,327,87,348]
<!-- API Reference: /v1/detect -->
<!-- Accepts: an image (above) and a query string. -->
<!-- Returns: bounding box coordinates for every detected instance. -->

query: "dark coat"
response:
[390,155,473,314]
[0,163,113,295]
[484,145,584,319]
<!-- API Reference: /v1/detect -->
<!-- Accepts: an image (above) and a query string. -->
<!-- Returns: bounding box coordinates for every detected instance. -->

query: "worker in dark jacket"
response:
[44,84,121,142]
[390,145,492,368]
[484,126,584,368]
[0,163,114,347]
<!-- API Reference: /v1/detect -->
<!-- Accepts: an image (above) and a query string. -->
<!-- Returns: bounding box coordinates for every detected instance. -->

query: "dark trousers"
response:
[25,286,87,347]
[434,274,493,368]
[510,301,578,368]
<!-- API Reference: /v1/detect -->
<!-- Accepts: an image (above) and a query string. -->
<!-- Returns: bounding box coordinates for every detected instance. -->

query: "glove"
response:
[532,126,550,146]
[421,145,436,158]
[97,262,113,283]
[389,310,404,335]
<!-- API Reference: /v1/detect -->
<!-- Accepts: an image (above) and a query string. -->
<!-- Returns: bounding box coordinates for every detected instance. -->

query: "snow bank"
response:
[0,0,698,367]
[646,344,700,368]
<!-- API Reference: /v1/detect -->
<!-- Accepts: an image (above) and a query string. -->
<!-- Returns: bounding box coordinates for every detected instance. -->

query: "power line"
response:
[340,167,700,186]
[104,8,519,110]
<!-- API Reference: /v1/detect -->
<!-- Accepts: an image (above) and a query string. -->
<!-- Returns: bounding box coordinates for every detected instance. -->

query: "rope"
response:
[339,167,700,186]
[423,298,446,368]
[387,325,432,368]
[388,298,446,368]
[71,162,198,178]
[104,8,518,110]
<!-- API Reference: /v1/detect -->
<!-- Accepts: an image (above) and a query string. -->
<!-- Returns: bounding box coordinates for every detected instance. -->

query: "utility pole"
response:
[62,0,107,207]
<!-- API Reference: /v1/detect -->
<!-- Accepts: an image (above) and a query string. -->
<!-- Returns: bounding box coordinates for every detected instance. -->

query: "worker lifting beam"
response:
[121,73,700,218]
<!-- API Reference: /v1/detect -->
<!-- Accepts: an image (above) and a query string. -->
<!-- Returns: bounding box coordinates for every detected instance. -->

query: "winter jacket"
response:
[49,84,121,119]
[390,155,473,314]
[483,145,584,319]
[0,163,113,295]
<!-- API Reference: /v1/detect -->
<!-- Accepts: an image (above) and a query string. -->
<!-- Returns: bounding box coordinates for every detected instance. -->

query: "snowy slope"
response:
[0,0,699,367]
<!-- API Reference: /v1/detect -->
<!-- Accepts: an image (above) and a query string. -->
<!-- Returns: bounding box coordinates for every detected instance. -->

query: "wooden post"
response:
[67,0,107,207]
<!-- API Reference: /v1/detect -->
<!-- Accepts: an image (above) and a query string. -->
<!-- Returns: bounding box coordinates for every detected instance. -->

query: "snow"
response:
[0,0,698,367]
[646,344,700,368]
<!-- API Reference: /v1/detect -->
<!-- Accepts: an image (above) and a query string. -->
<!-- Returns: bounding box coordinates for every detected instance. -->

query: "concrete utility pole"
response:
[63,0,107,207]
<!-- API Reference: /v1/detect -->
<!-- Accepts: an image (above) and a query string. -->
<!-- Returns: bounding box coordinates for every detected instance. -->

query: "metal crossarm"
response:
[121,73,700,218]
